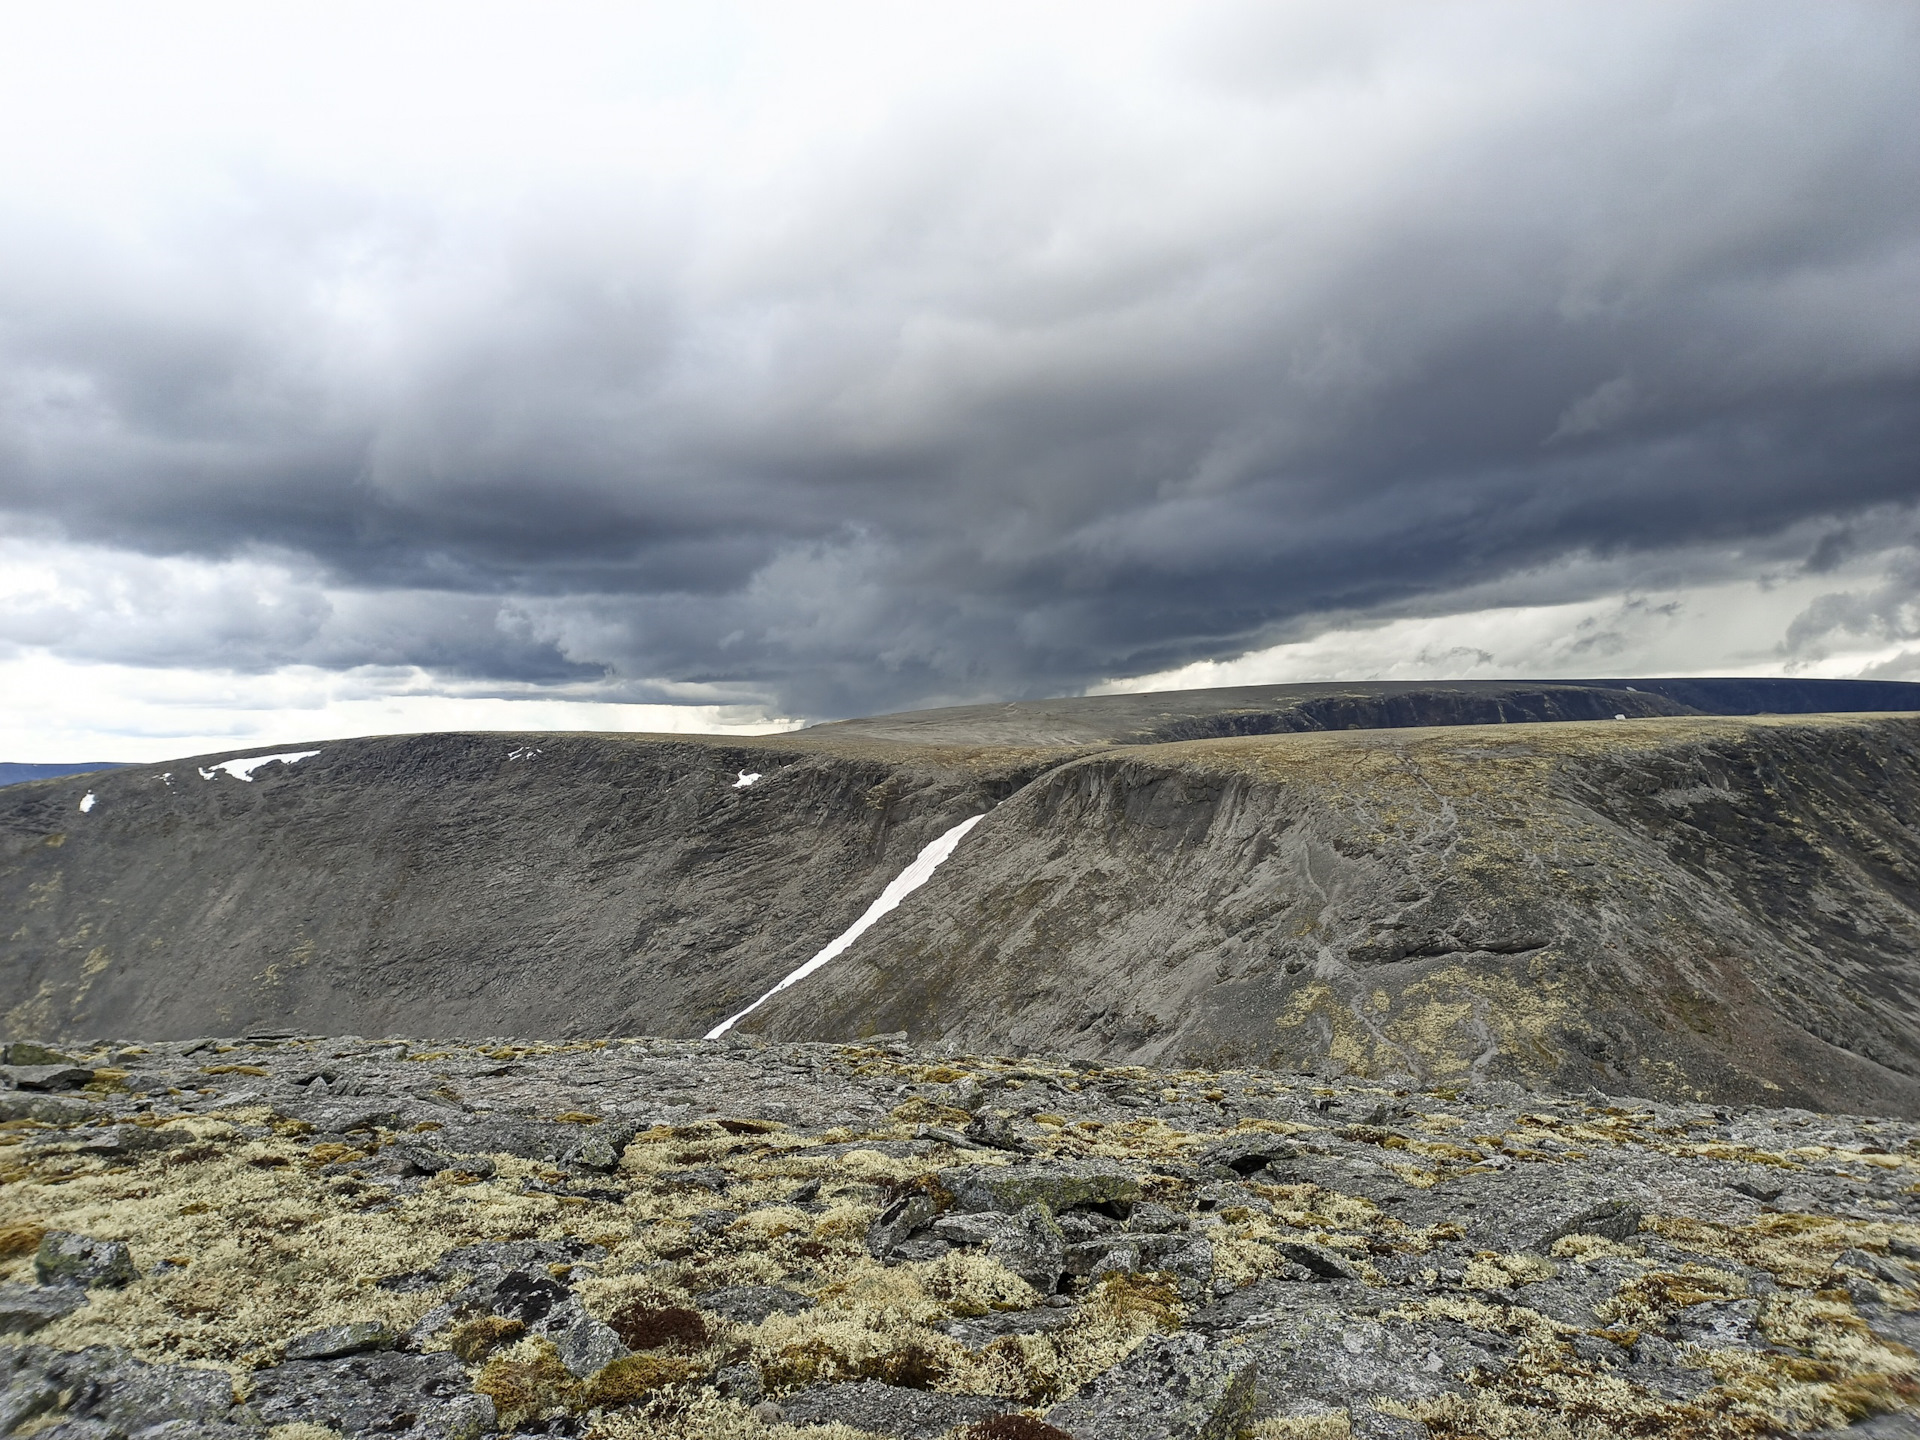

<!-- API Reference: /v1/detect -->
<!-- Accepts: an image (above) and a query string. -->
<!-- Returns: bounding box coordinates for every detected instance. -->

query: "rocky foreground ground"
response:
[3,1035,1920,1439]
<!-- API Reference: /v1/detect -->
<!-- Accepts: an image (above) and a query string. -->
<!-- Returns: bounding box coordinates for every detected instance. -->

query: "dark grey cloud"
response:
[1,1,1917,716]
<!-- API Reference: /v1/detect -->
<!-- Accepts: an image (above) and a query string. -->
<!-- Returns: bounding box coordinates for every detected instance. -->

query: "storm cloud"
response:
[2,1,1917,721]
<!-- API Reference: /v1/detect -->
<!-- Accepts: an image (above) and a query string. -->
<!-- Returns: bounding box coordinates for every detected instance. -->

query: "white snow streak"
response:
[197,750,322,782]
[705,813,985,1039]
[78,793,95,812]
[733,771,762,789]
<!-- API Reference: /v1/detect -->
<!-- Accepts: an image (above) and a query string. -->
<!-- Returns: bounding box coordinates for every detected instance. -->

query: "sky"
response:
[1,1,1917,761]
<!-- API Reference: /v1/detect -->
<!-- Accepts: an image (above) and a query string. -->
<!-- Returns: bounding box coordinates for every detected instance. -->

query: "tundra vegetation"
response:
[2,1030,1919,1438]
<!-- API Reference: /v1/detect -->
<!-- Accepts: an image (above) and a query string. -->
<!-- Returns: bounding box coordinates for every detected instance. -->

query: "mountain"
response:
[6,678,1920,1115]
[0,762,126,789]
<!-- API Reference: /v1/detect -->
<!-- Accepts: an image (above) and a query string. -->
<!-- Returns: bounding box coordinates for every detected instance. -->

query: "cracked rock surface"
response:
[2,1032,1920,1437]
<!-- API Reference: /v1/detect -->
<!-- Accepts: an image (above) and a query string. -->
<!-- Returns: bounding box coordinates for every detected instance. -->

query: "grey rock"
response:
[0,1282,87,1334]
[1272,1241,1357,1281]
[1047,1331,1258,1440]
[3,1042,75,1066]
[72,1124,182,1158]
[1534,1198,1642,1251]
[35,1233,137,1289]
[933,1211,1016,1246]
[987,1202,1067,1292]
[394,1143,496,1179]
[941,1305,1079,1349]
[1066,1236,1142,1278]
[0,1344,255,1437]
[554,1311,628,1378]
[777,1380,1004,1440]
[2,1064,95,1091]
[962,1111,1034,1153]
[283,1320,398,1361]
[697,1284,816,1323]
[0,1092,93,1124]
[867,1192,937,1258]
[942,1159,1143,1215]
[714,1362,765,1406]
[246,1350,492,1439]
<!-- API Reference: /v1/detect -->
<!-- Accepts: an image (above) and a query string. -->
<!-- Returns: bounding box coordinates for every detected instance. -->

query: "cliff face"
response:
[7,698,1920,1116]
[0,733,1011,1044]
[758,715,1920,1116]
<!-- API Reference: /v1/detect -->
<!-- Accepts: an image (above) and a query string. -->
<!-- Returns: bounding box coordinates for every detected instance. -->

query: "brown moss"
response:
[473,1338,576,1428]
[609,1303,709,1352]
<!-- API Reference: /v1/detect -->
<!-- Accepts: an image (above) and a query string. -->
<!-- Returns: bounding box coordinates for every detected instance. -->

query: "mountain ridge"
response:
[8,679,1920,1117]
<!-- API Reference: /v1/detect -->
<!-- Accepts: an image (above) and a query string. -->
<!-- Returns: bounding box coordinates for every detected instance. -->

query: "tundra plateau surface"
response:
[1,1032,1918,1438]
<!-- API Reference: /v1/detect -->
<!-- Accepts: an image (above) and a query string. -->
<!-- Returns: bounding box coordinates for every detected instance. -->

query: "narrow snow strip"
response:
[705,812,985,1039]
[197,750,322,782]
[733,771,762,789]
[78,793,95,813]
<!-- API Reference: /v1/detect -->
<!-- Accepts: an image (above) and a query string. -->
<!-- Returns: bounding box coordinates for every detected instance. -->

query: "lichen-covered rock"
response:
[943,1159,1143,1215]
[3,1042,75,1066]
[1046,1331,1258,1440]
[34,1232,135,1289]
[554,1309,627,1378]
[2,1064,95,1092]
[696,1283,815,1322]
[0,1344,258,1437]
[778,1379,1006,1439]
[868,1192,938,1258]
[283,1320,398,1361]
[988,1202,1068,1292]
[245,1350,492,1438]
[0,1282,87,1334]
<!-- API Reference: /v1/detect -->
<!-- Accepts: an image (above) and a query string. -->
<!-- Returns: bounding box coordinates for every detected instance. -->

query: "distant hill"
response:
[8,679,1920,1116]
[0,761,126,788]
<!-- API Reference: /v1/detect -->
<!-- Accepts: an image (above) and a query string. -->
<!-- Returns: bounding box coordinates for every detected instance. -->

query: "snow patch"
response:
[197,750,322,782]
[705,812,985,1039]
[507,746,542,761]
[733,771,762,789]
[78,793,95,813]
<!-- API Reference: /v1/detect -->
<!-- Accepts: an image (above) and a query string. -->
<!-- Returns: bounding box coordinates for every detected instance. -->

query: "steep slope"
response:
[7,694,1920,1116]
[0,732,1029,1043]
[753,714,1920,1115]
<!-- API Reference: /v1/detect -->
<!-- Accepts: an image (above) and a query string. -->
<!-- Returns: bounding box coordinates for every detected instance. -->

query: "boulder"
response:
[0,1344,256,1437]
[3,1065,95,1093]
[987,1203,1067,1292]
[867,1193,938,1258]
[554,1311,628,1378]
[2,1043,75,1067]
[245,1350,492,1439]
[941,1160,1142,1216]
[778,1380,1005,1439]
[34,1233,136,1290]
[0,1284,87,1334]
[933,1212,1015,1246]
[1046,1332,1258,1440]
